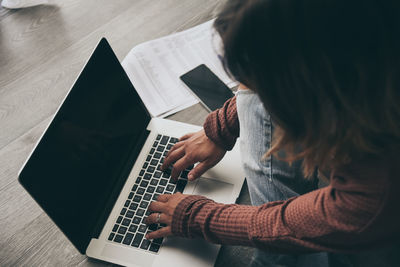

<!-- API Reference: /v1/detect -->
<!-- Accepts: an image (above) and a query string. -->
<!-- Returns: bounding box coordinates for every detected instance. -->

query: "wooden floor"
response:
[0,0,253,266]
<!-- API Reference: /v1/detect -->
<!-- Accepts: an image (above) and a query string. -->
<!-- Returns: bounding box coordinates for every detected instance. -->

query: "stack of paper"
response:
[122,20,237,118]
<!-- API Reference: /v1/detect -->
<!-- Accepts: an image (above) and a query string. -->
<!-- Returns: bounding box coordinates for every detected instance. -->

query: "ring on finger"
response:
[156,213,161,224]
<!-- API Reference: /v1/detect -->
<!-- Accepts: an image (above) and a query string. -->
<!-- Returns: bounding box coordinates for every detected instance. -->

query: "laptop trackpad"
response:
[192,178,234,204]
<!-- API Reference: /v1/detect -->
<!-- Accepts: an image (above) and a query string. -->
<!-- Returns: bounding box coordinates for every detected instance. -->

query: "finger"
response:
[162,146,185,170]
[156,194,173,203]
[188,161,213,180]
[148,201,166,213]
[179,132,195,141]
[144,212,168,225]
[166,141,185,156]
[146,226,172,239]
[171,155,195,180]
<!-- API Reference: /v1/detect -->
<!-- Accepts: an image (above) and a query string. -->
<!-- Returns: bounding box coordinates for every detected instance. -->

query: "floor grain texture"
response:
[0,1,253,266]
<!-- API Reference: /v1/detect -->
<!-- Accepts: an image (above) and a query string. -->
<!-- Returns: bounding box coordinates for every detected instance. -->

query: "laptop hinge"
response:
[91,128,150,240]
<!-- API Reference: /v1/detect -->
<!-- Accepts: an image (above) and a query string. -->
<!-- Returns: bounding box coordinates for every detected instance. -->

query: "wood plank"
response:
[0,0,223,150]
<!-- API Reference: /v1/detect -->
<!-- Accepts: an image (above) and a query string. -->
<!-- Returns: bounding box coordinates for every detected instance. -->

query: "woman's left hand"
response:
[144,193,190,239]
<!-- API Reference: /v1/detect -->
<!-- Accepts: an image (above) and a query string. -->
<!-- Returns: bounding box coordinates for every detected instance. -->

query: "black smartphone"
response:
[180,64,234,112]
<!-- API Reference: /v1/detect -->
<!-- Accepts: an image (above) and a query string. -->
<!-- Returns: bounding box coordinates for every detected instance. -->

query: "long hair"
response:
[215,0,400,176]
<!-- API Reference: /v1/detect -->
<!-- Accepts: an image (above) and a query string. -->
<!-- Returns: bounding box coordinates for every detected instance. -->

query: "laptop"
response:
[18,38,245,267]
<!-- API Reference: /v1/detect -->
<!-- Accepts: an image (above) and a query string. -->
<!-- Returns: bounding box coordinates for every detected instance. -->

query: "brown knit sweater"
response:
[171,96,400,253]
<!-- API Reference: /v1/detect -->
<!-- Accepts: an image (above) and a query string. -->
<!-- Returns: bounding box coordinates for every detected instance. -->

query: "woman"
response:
[145,0,400,266]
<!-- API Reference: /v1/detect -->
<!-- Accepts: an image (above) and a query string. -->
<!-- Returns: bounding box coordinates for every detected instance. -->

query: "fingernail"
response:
[188,173,193,180]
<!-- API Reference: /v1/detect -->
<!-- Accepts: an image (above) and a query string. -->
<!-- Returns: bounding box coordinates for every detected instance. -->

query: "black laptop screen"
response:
[19,39,151,253]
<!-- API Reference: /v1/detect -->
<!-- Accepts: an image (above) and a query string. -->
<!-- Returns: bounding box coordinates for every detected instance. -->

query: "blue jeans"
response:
[236,90,399,267]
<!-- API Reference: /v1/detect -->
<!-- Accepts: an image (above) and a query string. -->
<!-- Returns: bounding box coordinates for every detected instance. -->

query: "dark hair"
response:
[215,0,400,176]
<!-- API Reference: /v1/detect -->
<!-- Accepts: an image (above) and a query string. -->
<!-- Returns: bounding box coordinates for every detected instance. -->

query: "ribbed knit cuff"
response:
[171,195,211,238]
[203,112,236,151]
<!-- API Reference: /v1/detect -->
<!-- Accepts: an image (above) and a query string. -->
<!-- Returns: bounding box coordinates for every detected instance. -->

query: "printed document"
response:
[122,20,237,117]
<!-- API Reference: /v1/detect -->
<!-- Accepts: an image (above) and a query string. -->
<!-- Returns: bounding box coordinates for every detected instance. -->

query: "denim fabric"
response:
[236,89,400,267]
[236,89,328,267]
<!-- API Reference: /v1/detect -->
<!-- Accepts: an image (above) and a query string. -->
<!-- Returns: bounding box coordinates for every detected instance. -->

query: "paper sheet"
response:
[122,20,238,117]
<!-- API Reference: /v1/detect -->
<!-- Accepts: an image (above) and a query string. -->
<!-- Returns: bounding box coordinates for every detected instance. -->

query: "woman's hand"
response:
[162,129,226,181]
[144,193,189,239]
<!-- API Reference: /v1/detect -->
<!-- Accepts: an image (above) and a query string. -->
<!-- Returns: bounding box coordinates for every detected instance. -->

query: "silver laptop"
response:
[18,38,245,267]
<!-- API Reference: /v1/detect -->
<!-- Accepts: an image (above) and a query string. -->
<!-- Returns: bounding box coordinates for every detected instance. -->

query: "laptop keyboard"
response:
[107,134,192,253]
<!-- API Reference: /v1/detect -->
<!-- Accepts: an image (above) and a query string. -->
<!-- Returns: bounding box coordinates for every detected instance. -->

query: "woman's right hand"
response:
[161,129,226,181]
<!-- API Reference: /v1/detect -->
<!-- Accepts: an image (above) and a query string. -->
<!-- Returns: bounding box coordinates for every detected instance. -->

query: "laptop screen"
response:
[19,39,151,253]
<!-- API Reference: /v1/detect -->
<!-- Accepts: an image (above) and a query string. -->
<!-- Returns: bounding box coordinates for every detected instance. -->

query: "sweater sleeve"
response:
[203,96,239,151]
[171,171,391,253]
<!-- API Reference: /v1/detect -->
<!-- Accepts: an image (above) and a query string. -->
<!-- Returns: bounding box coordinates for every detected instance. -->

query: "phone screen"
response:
[180,64,234,111]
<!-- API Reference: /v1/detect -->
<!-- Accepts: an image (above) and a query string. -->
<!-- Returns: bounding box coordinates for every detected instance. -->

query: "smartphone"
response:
[180,64,234,112]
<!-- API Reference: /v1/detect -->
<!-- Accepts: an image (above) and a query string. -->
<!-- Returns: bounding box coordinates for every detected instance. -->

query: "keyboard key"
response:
[156,145,165,152]
[150,148,155,155]
[143,193,152,201]
[132,216,141,224]
[162,172,170,178]
[133,195,141,202]
[149,243,160,252]
[147,166,155,173]
[167,144,173,150]
[150,179,158,186]
[148,224,158,231]
[116,216,123,224]
[140,180,149,187]
[136,177,141,183]
[146,155,151,161]
[138,187,146,195]
[170,137,179,143]
[150,159,158,166]
[123,233,134,245]
[159,179,168,186]
[153,141,159,147]
[143,162,148,168]
[181,170,189,179]
[131,233,144,247]
[154,171,162,178]
[147,186,155,193]
[124,200,130,207]
[112,224,119,232]
[156,134,162,140]
[138,224,147,233]
[122,218,131,226]
[120,208,127,215]
[157,163,162,170]
[140,239,151,250]
[126,210,134,218]
[129,224,138,233]
[166,184,175,192]
[153,237,163,245]
[128,192,134,199]
[145,210,151,216]
[140,201,149,209]
[176,179,187,193]
[143,173,152,180]
[160,136,169,145]
[136,208,145,217]
[114,234,123,243]
[153,194,160,200]
[118,226,127,235]
[129,202,138,210]
[108,233,115,241]
[156,186,165,194]
[139,169,145,176]
[154,152,162,159]
[160,158,165,164]
[163,151,168,157]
